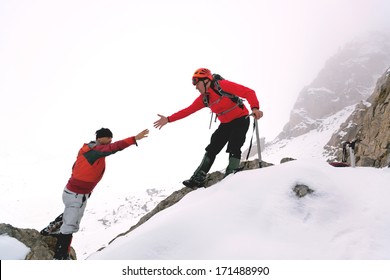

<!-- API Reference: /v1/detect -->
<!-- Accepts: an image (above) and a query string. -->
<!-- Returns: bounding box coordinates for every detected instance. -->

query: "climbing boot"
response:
[183,153,214,189]
[53,233,73,260]
[183,170,208,189]
[224,156,241,178]
[40,213,63,236]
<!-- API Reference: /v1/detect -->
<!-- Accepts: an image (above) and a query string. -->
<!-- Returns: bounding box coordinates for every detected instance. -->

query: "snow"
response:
[0,235,30,260]
[3,103,389,261]
[87,160,390,260]
[3,159,390,261]
[359,100,372,108]
[265,105,356,163]
[2,100,389,262]
[307,87,335,95]
[1,104,389,280]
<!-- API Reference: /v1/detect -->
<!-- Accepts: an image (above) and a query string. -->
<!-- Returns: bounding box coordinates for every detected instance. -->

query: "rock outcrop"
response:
[0,223,76,260]
[325,68,390,167]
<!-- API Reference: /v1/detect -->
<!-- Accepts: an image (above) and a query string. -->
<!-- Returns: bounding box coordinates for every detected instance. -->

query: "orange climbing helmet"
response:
[192,68,213,85]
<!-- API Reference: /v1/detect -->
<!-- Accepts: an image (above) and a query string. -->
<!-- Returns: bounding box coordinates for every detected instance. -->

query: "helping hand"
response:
[135,129,149,141]
[153,114,168,130]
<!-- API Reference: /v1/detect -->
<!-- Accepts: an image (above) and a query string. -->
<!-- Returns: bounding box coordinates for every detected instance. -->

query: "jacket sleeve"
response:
[93,137,136,154]
[168,96,205,122]
[220,80,260,109]
[82,137,137,165]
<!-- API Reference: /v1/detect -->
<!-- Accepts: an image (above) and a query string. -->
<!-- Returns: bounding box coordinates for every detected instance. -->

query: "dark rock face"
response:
[325,69,390,167]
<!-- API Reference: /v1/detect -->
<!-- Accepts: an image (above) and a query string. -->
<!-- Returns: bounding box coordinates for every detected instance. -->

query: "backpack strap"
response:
[202,94,210,107]
[211,74,244,109]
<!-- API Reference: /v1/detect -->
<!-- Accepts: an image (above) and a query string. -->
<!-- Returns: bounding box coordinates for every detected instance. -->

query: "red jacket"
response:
[66,137,137,194]
[168,79,259,123]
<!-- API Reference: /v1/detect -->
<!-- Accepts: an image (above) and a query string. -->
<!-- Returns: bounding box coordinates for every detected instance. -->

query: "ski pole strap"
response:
[243,113,256,162]
[246,113,263,167]
[246,121,256,161]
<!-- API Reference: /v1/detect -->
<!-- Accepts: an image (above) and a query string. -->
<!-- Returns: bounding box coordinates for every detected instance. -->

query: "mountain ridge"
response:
[275,32,390,142]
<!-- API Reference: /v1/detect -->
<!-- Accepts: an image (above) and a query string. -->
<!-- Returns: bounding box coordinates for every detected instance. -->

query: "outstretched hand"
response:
[153,114,168,130]
[135,129,149,141]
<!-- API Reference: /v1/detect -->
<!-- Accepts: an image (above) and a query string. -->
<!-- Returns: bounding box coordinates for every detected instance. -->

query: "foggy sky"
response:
[1,0,390,184]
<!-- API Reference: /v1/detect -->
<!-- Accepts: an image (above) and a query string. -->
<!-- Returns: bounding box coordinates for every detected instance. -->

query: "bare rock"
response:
[293,184,314,198]
[0,223,76,260]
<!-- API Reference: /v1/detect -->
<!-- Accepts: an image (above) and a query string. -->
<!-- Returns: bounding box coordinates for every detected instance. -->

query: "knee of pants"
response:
[60,208,84,234]
[60,223,79,235]
[60,204,87,234]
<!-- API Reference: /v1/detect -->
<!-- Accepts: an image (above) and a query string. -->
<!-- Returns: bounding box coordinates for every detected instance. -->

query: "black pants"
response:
[206,116,250,160]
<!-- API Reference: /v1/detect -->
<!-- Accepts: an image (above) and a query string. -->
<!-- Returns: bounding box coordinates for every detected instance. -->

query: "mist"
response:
[1,0,390,190]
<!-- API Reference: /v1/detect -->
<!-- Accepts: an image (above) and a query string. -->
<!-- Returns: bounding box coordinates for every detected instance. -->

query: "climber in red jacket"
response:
[154,68,262,189]
[42,127,149,260]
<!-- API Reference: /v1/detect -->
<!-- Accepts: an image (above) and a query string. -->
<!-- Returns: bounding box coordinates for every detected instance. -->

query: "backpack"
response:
[202,74,244,109]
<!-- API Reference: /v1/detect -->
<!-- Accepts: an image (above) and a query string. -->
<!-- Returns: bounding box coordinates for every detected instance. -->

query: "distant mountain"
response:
[276,32,390,141]
[261,32,390,166]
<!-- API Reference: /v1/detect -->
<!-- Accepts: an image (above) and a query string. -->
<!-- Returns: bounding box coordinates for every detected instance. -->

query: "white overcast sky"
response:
[1,0,390,181]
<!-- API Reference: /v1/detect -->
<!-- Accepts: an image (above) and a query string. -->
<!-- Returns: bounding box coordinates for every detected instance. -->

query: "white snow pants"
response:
[60,187,91,234]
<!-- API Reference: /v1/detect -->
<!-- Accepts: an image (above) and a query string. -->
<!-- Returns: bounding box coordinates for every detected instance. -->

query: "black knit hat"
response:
[95,128,113,139]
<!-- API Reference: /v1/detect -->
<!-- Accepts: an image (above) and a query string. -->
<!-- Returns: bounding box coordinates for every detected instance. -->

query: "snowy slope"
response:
[3,159,390,260]
[2,103,390,260]
[71,186,178,259]
[87,159,390,260]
